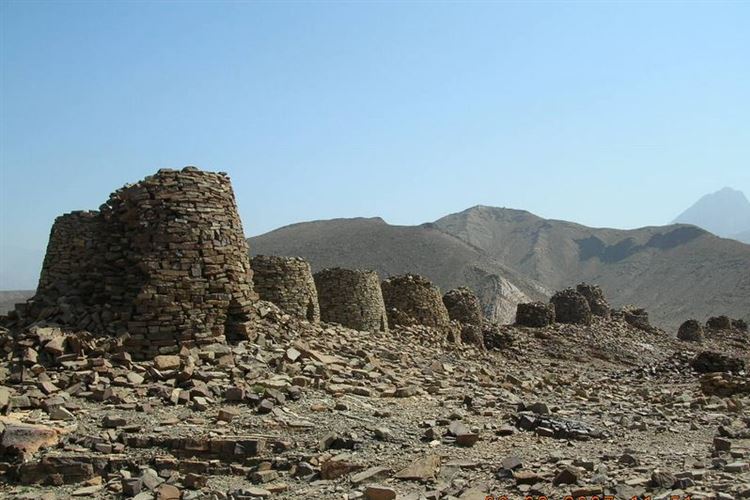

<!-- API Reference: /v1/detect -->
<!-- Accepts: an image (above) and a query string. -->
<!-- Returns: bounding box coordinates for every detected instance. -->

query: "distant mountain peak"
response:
[673,187,750,241]
[717,186,745,195]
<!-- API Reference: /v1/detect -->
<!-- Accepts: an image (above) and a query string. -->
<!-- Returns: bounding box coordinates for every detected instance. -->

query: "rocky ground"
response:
[1,303,749,500]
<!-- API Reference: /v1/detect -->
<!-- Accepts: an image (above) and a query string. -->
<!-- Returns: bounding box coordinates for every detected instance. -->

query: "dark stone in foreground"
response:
[515,411,603,440]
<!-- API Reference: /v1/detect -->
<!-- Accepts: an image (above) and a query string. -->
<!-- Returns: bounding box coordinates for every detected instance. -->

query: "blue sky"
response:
[1,1,748,289]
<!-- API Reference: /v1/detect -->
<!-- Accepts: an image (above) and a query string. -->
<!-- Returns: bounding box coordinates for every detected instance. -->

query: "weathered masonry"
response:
[25,167,257,357]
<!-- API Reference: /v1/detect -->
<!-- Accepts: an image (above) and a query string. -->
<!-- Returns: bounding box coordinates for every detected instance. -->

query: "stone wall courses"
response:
[250,255,319,323]
[23,167,257,358]
[313,268,388,333]
[381,274,451,331]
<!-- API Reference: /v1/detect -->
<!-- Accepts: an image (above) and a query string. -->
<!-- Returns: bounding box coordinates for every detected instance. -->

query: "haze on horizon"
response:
[1,1,749,290]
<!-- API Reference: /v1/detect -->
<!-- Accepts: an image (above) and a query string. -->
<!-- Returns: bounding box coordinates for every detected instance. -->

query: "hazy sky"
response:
[1,1,749,290]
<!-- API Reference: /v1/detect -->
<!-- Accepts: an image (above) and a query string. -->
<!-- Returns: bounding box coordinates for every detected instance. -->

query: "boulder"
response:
[0,419,65,461]
[153,355,181,371]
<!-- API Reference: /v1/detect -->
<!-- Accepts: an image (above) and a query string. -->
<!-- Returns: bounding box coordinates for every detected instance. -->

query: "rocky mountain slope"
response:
[673,187,750,243]
[733,229,750,245]
[250,207,750,330]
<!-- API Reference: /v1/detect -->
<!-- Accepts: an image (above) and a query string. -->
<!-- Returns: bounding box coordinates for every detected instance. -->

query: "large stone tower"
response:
[28,167,257,357]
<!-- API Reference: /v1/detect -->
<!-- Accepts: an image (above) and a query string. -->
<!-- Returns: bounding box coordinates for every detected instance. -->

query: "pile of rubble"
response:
[2,288,750,499]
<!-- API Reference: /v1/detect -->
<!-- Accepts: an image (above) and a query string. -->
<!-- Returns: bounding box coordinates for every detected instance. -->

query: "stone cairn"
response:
[381,274,451,331]
[549,288,592,325]
[515,302,555,328]
[18,167,257,359]
[617,305,654,333]
[576,282,611,318]
[442,287,483,326]
[250,255,319,323]
[313,268,388,333]
[706,315,733,330]
[443,287,487,348]
[677,319,704,342]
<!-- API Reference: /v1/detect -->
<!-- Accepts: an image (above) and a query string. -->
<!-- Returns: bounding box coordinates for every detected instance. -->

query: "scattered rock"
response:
[395,454,441,481]
[153,355,181,371]
[364,485,397,500]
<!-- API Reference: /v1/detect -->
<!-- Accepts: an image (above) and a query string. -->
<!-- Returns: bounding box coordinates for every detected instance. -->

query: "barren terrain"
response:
[2,300,749,499]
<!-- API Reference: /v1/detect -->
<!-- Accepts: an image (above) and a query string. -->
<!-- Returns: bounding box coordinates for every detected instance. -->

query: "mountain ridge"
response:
[250,205,750,331]
[673,187,750,243]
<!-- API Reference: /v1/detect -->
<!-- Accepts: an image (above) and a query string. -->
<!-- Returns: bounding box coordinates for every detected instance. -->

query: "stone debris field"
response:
[1,167,750,500]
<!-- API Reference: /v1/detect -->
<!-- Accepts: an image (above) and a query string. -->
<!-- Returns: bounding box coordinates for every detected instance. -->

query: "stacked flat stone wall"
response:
[550,289,592,325]
[313,268,388,333]
[381,274,450,330]
[677,319,703,342]
[442,287,483,326]
[576,283,611,318]
[26,167,256,358]
[34,211,106,329]
[618,306,654,333]
[516,302,555,327]
[706,315,732,330]
[250,255,319,322]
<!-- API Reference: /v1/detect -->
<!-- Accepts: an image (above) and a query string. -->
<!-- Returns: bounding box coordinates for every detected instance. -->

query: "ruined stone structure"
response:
[706,315,733,330]
[614,306,654,333]
[515,302,555,328]
[442,287,483,326]
[677,319,704,342]
[549,289,592,325]
[691,351,745,373]
[313,268,388,333]
[25,167,256,358]
[576,283,611,318]
[250,255,319,323]
[381,274,451,330]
